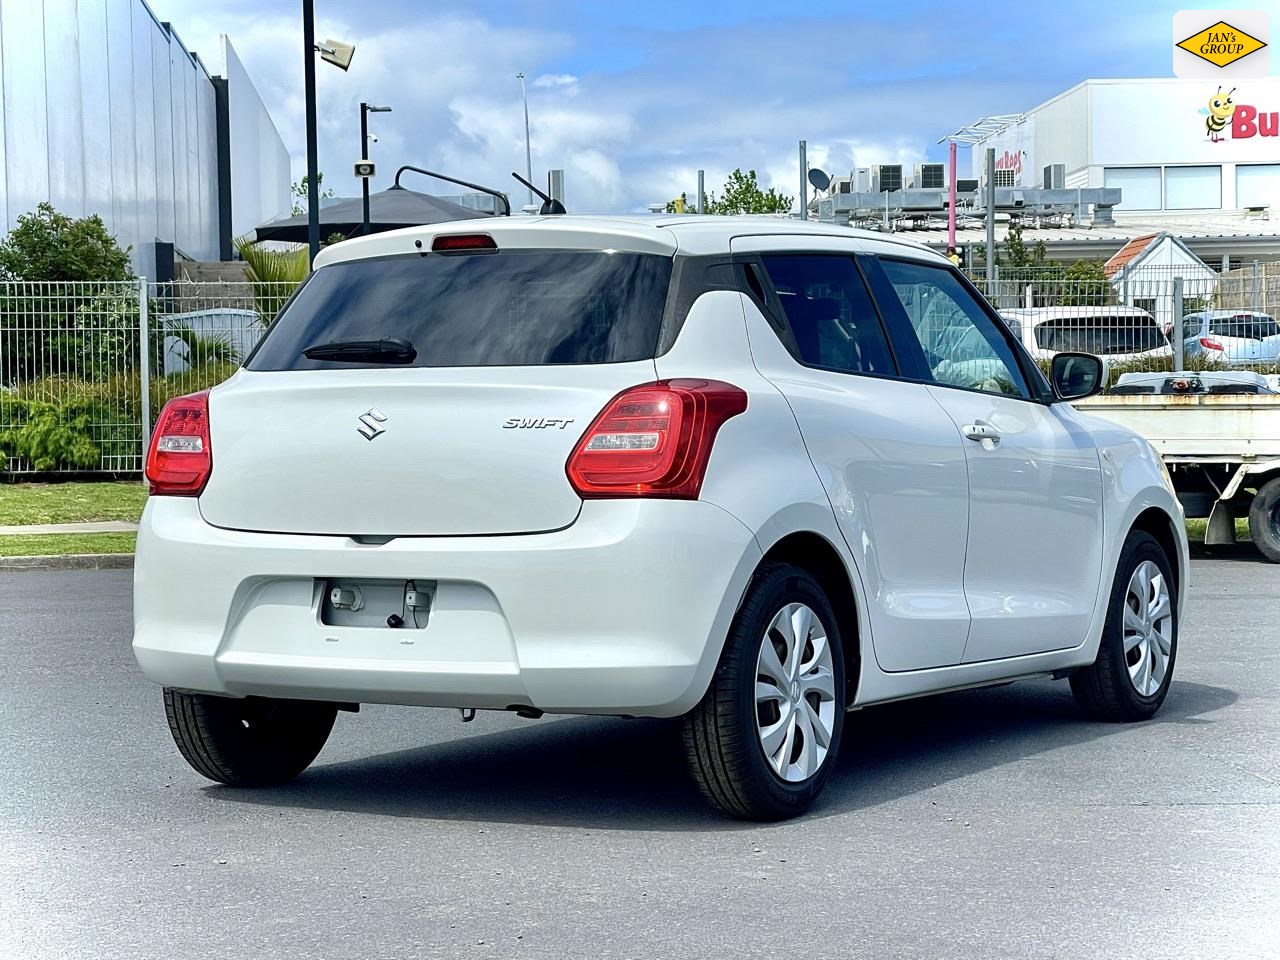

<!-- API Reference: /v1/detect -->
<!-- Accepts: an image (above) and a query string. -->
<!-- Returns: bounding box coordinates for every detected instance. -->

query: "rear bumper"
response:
[132,497,761,717]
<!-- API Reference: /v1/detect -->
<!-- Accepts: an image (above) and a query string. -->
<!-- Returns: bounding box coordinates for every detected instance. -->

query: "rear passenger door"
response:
[732,238,972,672]
[865,254,1105,663]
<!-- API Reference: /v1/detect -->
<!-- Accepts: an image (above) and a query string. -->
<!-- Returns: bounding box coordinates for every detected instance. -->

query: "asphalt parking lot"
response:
[1,552,1278,960]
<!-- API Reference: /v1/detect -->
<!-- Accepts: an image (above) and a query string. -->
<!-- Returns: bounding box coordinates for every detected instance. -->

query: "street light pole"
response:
[360,102,370,235]
[359,103,391,235]
[303,0,320,263]
[517,72,533,208]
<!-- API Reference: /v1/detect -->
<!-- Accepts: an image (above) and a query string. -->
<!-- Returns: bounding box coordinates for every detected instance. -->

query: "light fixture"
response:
[316,38,355,71]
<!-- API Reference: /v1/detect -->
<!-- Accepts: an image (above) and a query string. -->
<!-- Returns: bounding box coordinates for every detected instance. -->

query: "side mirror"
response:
[1051,352,1106,401]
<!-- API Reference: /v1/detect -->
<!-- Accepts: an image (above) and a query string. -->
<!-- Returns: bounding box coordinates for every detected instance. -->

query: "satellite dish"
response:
[808,168,831,192]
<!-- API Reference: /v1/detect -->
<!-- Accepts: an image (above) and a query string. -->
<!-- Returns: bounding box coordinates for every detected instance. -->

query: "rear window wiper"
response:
[302,337,416,364]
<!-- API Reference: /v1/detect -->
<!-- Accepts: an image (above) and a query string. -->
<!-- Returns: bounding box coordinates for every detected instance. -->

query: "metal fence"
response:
[3,264,1280,476]
[972,262,1280,379]
[1,279,296,475]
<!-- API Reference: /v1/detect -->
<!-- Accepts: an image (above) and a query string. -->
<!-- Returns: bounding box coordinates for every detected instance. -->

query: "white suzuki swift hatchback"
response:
[134,217,1188,820]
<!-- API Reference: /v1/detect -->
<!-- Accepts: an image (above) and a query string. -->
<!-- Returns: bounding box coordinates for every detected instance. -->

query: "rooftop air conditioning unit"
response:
[1042,163,1066,189]
[855,167,872,193]
[916,163,945,190]
[955,178,979,193]
[877,164,903,193]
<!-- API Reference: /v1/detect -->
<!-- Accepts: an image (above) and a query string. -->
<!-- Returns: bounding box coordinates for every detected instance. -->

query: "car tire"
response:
[1070,531,1177,722]
[163,689,337,786]
[1247,478,1280,564]
[682,562,846,821]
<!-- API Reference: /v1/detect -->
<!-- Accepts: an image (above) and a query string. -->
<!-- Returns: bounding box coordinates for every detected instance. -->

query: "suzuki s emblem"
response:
[357,407,388,441]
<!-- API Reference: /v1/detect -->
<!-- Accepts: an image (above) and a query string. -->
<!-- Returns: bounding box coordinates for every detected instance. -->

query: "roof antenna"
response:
[512,172,567,215]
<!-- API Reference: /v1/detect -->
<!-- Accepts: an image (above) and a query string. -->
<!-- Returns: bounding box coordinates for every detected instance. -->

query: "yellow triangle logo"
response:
[1176,21,1268,68]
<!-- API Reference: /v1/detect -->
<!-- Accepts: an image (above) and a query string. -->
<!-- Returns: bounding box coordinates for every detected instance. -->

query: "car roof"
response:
[1187,309,1275,320]
[313,214,946,268]
[1001,305,1156,321]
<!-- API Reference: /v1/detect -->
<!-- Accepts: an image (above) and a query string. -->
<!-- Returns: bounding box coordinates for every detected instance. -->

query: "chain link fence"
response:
[1,279,296,475]
[3,264,1279,476]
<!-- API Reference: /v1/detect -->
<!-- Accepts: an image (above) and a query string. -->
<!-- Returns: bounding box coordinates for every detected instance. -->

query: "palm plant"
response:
[234,235,309,325]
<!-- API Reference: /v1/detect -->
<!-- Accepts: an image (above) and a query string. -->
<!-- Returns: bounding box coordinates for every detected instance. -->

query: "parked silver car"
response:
[1174,311,1280,367]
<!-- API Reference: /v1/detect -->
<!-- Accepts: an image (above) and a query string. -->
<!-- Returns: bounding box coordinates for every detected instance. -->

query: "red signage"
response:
[1232,104,1279,138]
[994,150,1025,175]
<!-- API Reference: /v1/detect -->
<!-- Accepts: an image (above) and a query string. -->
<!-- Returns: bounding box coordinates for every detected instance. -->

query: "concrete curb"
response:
[0,553,135,572]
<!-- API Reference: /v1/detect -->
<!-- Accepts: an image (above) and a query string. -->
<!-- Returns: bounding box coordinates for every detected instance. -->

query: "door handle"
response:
[962,422,1000,444]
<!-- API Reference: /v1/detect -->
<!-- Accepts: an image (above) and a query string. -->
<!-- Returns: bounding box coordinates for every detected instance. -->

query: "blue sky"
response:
[150,0,1275,212]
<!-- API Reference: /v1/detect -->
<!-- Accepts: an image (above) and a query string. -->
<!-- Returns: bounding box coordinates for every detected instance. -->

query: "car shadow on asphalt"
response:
[207,677,1237,832]
[1189,541,1267,563]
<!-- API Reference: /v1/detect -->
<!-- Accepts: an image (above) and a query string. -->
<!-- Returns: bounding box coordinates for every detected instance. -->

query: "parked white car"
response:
[1002,305,1173,364]
[134,217,1188,820]
[1176,310,1280,367]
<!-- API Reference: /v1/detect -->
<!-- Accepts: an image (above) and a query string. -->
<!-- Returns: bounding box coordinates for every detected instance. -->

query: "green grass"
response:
[0,532,137,557]
[1184,518,1251,543]
[0,482,147,525]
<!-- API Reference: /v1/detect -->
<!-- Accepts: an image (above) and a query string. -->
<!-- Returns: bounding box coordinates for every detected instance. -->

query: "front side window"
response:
[878,259,1029,399]
[760,255,895,376]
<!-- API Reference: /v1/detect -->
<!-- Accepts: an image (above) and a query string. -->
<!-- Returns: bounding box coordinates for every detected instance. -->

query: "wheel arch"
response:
[1128,505,1184,598]
[756,531,861,707]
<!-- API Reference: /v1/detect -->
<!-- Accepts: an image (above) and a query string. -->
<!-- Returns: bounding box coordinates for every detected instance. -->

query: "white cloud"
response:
[141,0,1132,217]
[533,73,579,89]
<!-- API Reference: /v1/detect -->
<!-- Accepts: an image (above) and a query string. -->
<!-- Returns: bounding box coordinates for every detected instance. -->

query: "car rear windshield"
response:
[247,250,673,370]
[1207,315,1279,340]
[1034,314,1165,355]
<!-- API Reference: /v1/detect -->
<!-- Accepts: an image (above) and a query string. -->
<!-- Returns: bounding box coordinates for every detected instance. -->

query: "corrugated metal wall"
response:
[0,0,288,278]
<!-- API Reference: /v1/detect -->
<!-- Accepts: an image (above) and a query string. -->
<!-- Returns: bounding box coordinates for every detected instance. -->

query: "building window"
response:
[1165,165,1221,210]
[1104,167,1161,210]
[1237,164,1280,211]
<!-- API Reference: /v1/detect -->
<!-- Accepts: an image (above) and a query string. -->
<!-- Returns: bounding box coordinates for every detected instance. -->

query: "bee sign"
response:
[1173,11,1270,78]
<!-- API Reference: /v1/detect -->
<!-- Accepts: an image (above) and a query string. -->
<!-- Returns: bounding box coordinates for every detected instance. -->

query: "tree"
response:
[665,193,697,214]
[0,202,133,282]
[0,204,136,385]
[290,173,336,216]
[998,220,1063,290]
[702,169,793,215]
[1058,258,1112,306]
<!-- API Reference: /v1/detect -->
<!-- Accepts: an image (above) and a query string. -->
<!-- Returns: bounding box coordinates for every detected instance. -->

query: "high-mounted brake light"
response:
[145,391,212,496]
[431,233,498,252]
[566,380,747,499]
[1199,337,1224,351]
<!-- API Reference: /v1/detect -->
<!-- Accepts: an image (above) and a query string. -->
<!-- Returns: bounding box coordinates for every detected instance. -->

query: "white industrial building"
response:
[0,0,290,278]
[809,78,1280,266]
[950,77,1280,266]
[966,77,1280,212]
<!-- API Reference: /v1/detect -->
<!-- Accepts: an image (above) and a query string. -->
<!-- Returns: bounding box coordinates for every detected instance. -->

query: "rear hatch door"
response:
[197,241,673,536]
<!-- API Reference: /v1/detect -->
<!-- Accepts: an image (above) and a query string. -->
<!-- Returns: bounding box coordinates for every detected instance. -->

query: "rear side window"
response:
[1207,315,1279,340]
[1034,314,1165,354]
[248,250,673,370]
[760,255,896,375]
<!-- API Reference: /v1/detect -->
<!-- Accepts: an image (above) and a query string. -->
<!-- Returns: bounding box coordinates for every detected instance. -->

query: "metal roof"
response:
[939,114,1027,145]
[901,213,1280,258]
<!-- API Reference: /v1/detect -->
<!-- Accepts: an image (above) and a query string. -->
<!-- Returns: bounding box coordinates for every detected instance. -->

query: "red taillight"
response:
[1199,337,1224,351]
[431,233,497,252]
[566,380,747,499]
[145,391,212,496]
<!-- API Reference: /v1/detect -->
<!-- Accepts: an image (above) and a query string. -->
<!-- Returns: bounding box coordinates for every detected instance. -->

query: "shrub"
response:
[0,363,240,472]
[235,236,307,324]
